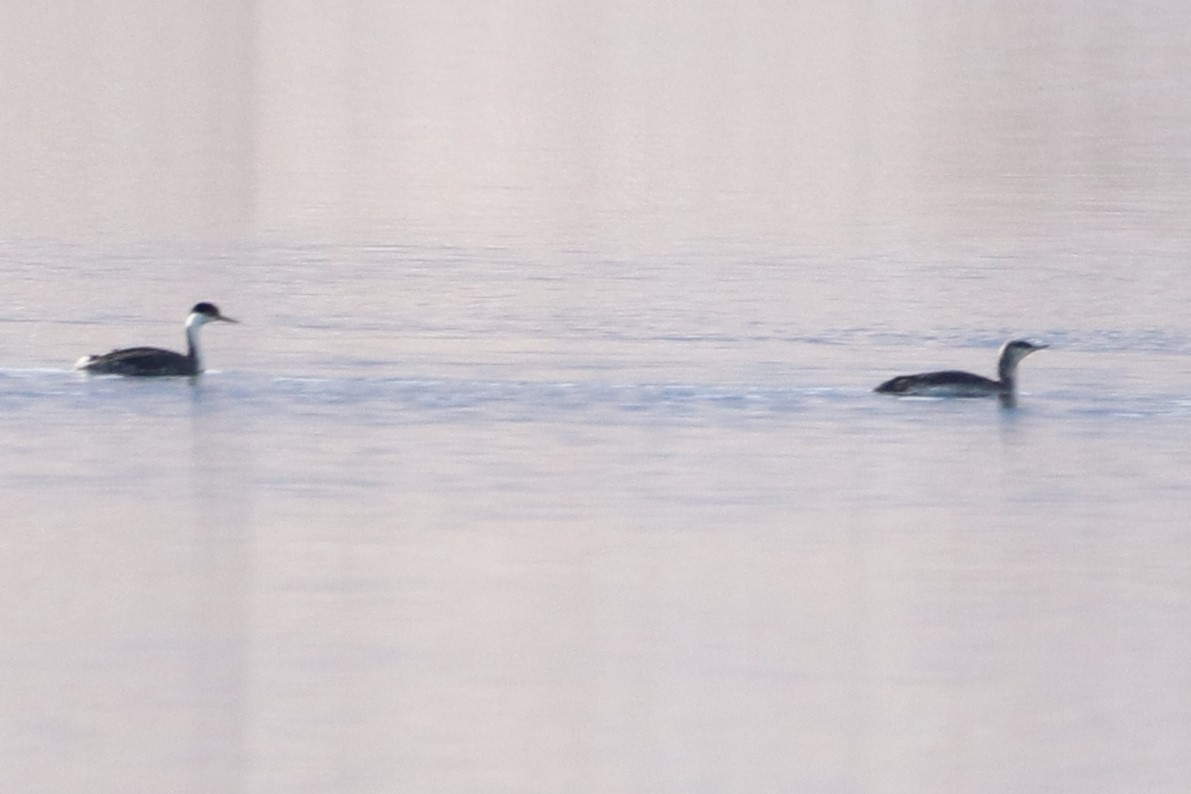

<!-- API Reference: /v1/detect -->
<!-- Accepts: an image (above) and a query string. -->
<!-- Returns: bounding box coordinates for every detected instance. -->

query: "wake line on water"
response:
[265,375,846,416]
[4,368,1191,422]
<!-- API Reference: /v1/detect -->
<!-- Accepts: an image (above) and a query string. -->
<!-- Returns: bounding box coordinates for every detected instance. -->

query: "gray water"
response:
[3,4,1191,793]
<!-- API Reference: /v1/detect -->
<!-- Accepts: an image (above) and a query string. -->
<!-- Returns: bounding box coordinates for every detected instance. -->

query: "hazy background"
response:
[6,2,1191,254]
[2,3,1191,793]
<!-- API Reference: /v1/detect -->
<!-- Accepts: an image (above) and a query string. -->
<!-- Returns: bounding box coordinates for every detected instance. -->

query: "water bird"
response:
[75,302,238,376]
[874,339,1047,401]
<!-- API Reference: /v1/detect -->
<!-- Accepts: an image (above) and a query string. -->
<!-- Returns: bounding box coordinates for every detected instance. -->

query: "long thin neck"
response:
[997,351,1017,391]
[185,315,203,370]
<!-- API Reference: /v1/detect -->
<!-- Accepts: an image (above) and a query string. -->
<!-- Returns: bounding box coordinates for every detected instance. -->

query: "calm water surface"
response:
[3,3,1191,793]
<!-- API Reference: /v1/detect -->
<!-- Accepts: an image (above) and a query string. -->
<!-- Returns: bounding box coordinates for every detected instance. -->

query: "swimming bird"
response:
[874,339,1047,401]
[75,302,238,376]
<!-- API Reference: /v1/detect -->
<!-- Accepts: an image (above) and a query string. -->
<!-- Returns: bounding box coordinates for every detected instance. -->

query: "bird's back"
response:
[76,346,196,376]
[875,369,1001,397]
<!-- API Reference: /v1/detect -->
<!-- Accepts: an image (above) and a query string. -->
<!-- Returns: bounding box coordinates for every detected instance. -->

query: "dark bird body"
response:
[76,302,238,377]
[875,339,1047,402]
